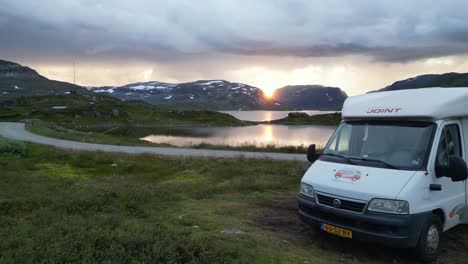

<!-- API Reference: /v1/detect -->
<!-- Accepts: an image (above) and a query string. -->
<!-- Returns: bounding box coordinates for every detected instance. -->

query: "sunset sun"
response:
[262,89,274,98]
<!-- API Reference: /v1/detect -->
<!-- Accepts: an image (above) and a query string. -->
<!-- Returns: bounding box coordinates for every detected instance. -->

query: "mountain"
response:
[88,80,279,110]
[0,60,85,101]
[272,85,348,110]
[378,72,468,92]
[0,59,348,110]
[0,60,45,79]
[89,82,349,110]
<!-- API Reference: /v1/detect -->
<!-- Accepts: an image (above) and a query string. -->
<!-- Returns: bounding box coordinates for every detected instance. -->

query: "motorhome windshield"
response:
[322,122,436,170]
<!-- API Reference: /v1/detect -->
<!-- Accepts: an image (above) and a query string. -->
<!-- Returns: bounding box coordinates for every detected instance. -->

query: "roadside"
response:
[25,121,312,154]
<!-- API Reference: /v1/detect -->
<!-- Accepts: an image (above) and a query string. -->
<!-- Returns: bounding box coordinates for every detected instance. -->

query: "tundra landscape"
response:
[3,1,468,263]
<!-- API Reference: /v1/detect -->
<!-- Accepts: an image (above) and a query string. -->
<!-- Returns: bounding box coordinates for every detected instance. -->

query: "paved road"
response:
[0,122,308,161]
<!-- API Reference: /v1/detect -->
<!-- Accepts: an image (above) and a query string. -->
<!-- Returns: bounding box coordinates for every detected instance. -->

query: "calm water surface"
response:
[142,124,336,147]
[220,110,336,121]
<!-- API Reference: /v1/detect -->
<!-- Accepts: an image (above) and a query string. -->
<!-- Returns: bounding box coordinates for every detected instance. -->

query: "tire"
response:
[415,214,443,263]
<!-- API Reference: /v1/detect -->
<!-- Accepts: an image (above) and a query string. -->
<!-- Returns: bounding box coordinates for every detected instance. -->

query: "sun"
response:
[262,89,274,99]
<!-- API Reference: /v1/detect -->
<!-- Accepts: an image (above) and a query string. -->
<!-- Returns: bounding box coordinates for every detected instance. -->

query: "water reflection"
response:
[142,124,336,147]
[220,110,336,121]
[264,125,273,142]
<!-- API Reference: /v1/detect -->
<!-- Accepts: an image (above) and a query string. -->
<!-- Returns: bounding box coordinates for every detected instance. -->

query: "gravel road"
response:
[0,122,308,161]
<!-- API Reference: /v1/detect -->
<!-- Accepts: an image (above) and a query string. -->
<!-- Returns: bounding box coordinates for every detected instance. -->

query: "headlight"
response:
[300,182,315,197]
[367,199,409,214]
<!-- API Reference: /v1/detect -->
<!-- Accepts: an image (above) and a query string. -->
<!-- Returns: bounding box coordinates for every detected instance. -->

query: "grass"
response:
[26,121,165,147]
[190,142,310,154]
[0,143,321,263]
[264,112,342,126]
[2,143,468,263]
[0,135,26,156]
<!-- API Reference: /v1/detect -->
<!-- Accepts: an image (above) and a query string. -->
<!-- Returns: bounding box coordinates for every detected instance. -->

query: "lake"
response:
[142,124,336,148]
[220,110,336,122]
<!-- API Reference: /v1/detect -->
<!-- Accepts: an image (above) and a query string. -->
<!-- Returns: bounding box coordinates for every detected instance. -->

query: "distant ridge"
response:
[87,81,349,110]
[0,60,46,79]
[377,72,468,92]
[0,60,85,100]
[87,80,278,110]
[273,85,348,110]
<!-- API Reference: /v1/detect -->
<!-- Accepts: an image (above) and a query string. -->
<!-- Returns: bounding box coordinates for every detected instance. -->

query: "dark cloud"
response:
[2,0,468,64]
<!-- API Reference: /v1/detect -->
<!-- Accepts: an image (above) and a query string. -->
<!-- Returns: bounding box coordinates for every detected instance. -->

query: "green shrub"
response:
[0,136,26,156]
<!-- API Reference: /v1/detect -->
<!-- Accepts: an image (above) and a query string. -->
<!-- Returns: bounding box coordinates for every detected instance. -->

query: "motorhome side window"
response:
[436,124,462,167]
[327,124,351,153]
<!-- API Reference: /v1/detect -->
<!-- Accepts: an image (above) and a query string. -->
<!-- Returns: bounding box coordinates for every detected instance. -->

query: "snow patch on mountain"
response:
[199,80,224,85]
[95,89,109,93]
[129,84,171,90]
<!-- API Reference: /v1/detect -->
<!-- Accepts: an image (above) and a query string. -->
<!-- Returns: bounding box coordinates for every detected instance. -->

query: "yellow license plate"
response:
[321,223,352,238]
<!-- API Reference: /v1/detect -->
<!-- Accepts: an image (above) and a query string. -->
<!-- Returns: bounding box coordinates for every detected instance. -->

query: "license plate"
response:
[321,223,352,238]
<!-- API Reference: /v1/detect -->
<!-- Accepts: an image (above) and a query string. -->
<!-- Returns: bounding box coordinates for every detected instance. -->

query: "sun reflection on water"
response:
[263,125,273,142]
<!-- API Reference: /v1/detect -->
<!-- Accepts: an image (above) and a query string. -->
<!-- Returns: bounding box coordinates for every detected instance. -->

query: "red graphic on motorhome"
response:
[367,108,402,114]
[335,169,362,181]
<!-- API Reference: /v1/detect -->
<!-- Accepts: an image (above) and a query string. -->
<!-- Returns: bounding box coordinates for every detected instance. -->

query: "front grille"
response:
[316,194,367,213]
[299,203,403,235]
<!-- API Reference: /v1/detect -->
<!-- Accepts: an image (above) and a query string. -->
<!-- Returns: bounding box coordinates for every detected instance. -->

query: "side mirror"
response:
[448,157,468,182]
[307,144,319,163]
[436,156,468,182]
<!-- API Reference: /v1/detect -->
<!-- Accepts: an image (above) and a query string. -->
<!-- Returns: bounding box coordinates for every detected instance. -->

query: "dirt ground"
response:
[250,195,468,264]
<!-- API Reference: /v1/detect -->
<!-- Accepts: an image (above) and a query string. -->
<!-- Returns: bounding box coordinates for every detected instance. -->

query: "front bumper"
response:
[297,193,430,248]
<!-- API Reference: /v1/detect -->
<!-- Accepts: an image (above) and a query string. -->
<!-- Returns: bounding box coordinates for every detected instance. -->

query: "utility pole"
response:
[73,62,76,85]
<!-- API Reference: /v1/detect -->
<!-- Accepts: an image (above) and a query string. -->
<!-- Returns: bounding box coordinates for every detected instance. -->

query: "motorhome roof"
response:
[342,87,468,121]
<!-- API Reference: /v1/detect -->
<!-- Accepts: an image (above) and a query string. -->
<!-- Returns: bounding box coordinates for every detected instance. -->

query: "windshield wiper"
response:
[322,153,356,165]
[348,157,400,170]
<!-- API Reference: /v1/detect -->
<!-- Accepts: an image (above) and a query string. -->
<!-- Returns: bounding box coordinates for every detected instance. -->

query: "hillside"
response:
[0,60,86,101]
[0,60,45,79]
[378,72,468,92]
[0,93,250,127]
[272,85,348,110]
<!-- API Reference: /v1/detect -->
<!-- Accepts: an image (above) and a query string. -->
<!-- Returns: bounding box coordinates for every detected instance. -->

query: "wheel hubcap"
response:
[426,225,440,253]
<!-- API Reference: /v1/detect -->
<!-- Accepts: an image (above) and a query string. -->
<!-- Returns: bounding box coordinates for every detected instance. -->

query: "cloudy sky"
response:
[2,0,468,96]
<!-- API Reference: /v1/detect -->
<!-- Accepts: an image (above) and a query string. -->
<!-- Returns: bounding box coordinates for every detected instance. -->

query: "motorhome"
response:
[298,88,468,262]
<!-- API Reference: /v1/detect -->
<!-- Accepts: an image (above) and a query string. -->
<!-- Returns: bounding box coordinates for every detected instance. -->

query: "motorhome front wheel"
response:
[416,215,442,262]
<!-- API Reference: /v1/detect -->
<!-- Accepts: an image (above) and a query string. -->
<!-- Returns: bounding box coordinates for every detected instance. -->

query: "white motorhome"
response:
[298,88,468,262]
